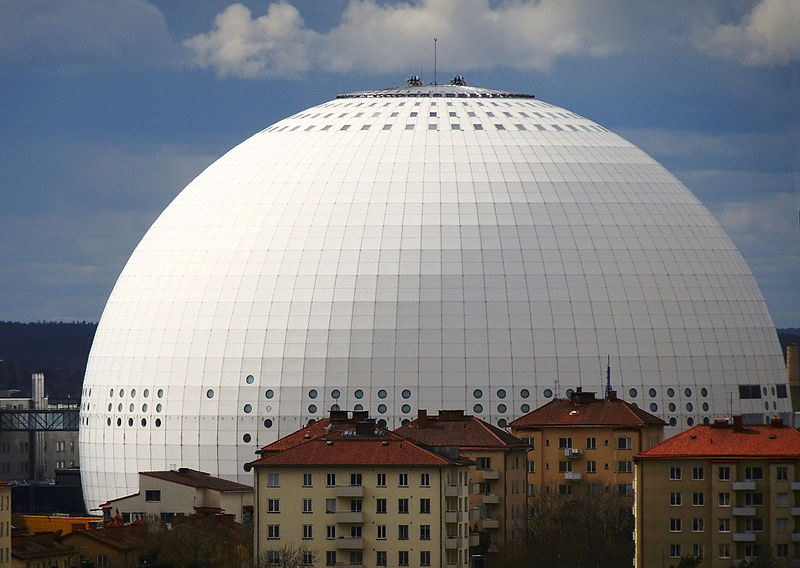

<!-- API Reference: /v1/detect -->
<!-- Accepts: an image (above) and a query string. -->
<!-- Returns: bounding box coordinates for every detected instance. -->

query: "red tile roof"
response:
[250,430,462,467]
[636,420,800,460]
[509,390,664,429]
[260,418,335,451]
[65,522,148,551]
[394,410,527,450]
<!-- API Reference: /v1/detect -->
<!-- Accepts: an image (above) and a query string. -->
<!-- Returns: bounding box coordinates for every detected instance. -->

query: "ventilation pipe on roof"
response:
[732,414,744,432]
[770,416,783,428]
[418,409,427,427]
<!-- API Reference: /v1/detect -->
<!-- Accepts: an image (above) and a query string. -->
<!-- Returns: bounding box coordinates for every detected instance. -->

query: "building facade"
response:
[251,419,472,568]
[510,388,664,497]
[635,416,800,567]
[395,409,528,551]
[0,483,9,567]
[101,468,253,525]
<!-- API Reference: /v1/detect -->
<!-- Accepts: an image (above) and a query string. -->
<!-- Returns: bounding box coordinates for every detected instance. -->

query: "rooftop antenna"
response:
[433,37,438,85]
[554,375,560,398]
[605,355,612,397]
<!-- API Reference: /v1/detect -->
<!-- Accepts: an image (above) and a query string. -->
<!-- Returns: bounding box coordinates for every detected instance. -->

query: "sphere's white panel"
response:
[79,85,788,509]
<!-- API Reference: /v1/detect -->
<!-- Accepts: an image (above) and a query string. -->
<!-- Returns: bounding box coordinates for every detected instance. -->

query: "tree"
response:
[489,483,634,568]
[255,545,315,568]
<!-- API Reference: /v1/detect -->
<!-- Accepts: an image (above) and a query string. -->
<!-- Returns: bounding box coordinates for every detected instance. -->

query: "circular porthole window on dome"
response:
[330,404,340,412]
[669,417,677,427]
[700,388,708,397]
[543,389,553,398]
[497,404,507,413]
[243,464,252,472]
[401,389,411,399]
[264,419,273,428]
[243,404,252,414]
[142,403,148,412]
[378,389,387,399]
[520,389,530,399]
[156,403,162,413]
[107,403,112,411]
[521,404,530,413]
[401,404,411,414]
[649,388,657,398]
[143,389,149,398]
[650,403,658,412]
[668,403,676,412]
[155,418,161,427]
[308,389,317,399]
[377,404,387,414]
[473,404,483,413]
[686,403,693,412]
[629,388,638,398]
[141,418,147,427]
[354,404,363,411]
[377,419,387,427]
[117,418,122,427]
[473,389,483,399]
[157,389,164,398]
[667,388,675,397]
[128,418,134,427]
[265,389,274,399]
[331,389,340,399]
[245,375,255,384]
[687,417,694,426]
[106,418,111,426]
[243,433,251,443]
[308,404,317,414]
[497,389,506,399]
[119,389,125,398]
[354,389,364,399]
[684,388,692,397]
[206,389,214,399]
[498,419,507,428]
[131,389,136,397]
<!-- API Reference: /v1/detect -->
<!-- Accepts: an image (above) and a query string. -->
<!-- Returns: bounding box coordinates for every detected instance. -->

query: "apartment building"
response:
[100,468,253,524]
[250,418,472,568]
[509,388,664,497]
[395,409,528,550]
[0,482,9,567]
[634,415,800,567]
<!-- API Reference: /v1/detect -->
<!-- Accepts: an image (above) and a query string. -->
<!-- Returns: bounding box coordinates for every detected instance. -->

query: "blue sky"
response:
[1,0,798,326]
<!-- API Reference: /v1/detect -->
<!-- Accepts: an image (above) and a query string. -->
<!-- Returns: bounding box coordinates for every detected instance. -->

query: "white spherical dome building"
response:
[79,82,788,509]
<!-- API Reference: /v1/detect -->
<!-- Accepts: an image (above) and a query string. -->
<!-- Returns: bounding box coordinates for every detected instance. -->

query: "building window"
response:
[718,466,730,481]
[399,525,409,540]
[302,525,312,539]
[559,484,573,496]
[350,473,362,486]
[692,518,704,532]
[267,472,280,487]
[718,544,730,558]
[558,461,572,473]
[420,473,430,487]
[618,484,633,496]
[558,437,573,449]
[527,460,535,473]
[420,525,431,540]
[326,525,336,539]
[586,437,597,450]
[376,551,387,566]
[302,473,312,487]
[267,499,280,513]
[302,551,313,565]
[420,551,431,566]
[669,544,681,558]
[744,492,764,506]
[477,457,491,470]
[777,544,789,558]
[377,473,387,487]
[777,518,789,532]
[303,498,312,513]
[718,518,730,532]
[669,492,681,506]
[777,492,789,506]
[745,518,764,532]
[267,524,280,539]
[420,499,431,514]
[718,492,730,506]
[692,544,704,558]
[777,466,789,481]
[669,467,681,480]
[692,492,704,506]
[326,473,336,486]
[325,551,336,566]
[398,473,408,487]
[145,490,161,502]
[745,544,764,558]
[326,499,336,513]
[617,437,632,450]
[669,518,682,532]
[377,525,387,539]
[350,499,363,512]
[745,467,763,480]
[692,467,704,480]
[267,551,281,565]
[376,499,387,514]
[618,461,632,473]
[398,499,409,514]
[398,551,409,567]
[586,460,597,473]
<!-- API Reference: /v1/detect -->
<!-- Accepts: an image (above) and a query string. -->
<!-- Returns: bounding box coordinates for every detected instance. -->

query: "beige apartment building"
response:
[509,388,665,497]
[635,415,800,567]
[250,417,472,568]
[100,468,253,524]
[0,482,9,567]
[395,410,529,550]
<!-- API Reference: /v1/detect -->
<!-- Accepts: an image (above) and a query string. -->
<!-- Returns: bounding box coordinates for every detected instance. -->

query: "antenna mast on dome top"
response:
[433,37,438,85]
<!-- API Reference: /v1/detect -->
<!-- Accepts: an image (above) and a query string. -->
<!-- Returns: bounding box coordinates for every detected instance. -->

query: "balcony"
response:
[732,507,756,516]
[335,485,364,497]
[445,511,463,523]
[335,511,364,523]
[445,484,462,497]
[469,508,480,521]
[732,481,756,491]
[481,493,500,505]
[733,533,756,542]
[791,507,800,516]
[791,481,800,490]
[792,533,800,542]
[469,533,480,547]
[564,448,581,458]
[445,537,464,549]
[481,518,499,530]
[479,469,499,481]
[564,471,583,481]
[335,537,364,549]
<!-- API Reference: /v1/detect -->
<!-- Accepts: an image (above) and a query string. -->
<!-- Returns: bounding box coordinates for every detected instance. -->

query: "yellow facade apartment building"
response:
[509,388,664,497]
[250,415,472,568]
[635,415,800,567]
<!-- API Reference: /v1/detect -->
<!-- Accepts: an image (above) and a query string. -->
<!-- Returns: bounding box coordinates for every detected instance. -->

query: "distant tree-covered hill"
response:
[0,322,797,400]
[0,321,96,400]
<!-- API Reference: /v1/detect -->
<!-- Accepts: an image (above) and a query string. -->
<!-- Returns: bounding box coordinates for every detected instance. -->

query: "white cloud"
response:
[0,0,185,71]
[694,0,800,66]
[185,0,621,79]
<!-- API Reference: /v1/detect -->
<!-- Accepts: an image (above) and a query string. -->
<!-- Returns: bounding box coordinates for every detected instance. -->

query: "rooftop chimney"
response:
[418,409,428,427]
[606,390,618,402]
[732,414,744,433]
[770,416,784,428]
[329,410,349,422]
[711,418,729,428]
[438,409,466,421]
